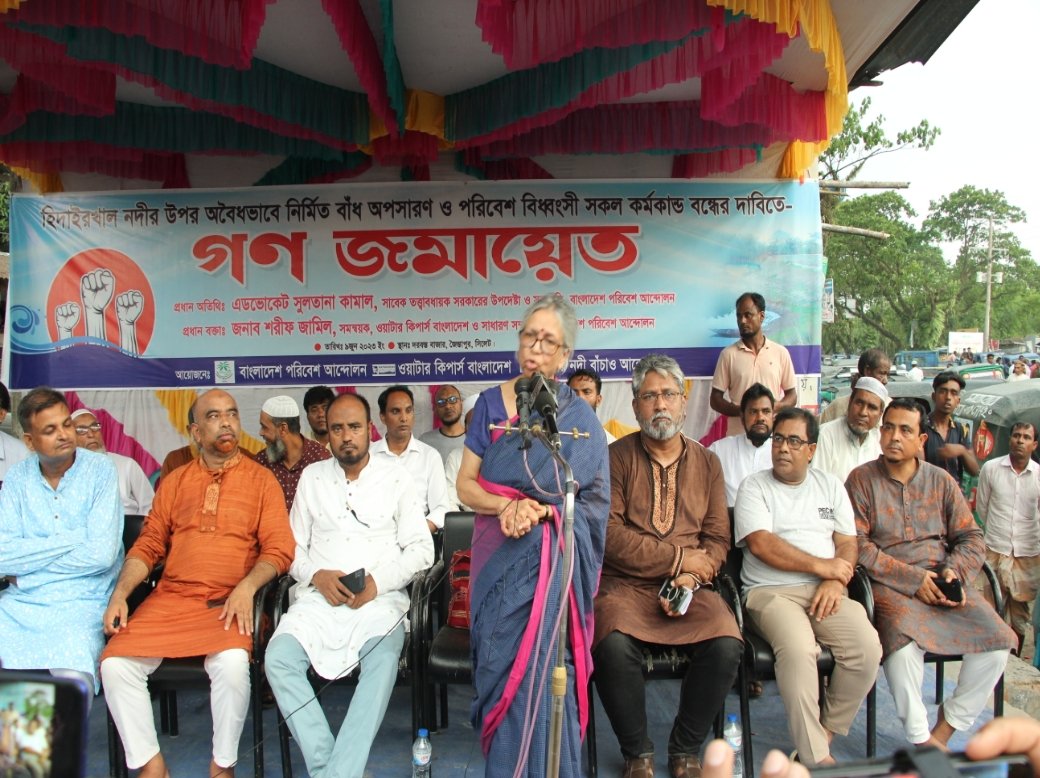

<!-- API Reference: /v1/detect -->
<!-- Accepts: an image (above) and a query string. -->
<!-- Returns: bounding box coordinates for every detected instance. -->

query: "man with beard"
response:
[372,386,450,532]
[813,377,887,482]
[101,389,295,778]
[303,385,335,449]
[594,354,742,778]
[265,392,433,778]
[709,383,775,507]
[820,349,891,424]
[711,292,797,436]
[419,384,467,463]
[255,395,330,509]
[70,407,155,515]
[735,407,881,766]
[924,371,979,483]
[847,398,1015,750]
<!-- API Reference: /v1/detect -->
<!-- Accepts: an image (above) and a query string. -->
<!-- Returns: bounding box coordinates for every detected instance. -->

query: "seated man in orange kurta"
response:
[101,389,295,778]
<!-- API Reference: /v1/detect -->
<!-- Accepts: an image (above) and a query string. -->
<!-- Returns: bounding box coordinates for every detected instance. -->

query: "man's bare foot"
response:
[922,736,951,752]
[816,755,837,766]
[930,705,955,748]
[210,759,234,778]
[137,753,170,778]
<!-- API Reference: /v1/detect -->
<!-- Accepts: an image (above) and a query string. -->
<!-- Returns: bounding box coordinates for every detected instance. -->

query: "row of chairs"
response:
[107,510,1006,778]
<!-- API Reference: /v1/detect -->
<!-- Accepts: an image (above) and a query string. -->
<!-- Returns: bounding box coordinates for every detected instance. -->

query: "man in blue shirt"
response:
[0,386,123,700]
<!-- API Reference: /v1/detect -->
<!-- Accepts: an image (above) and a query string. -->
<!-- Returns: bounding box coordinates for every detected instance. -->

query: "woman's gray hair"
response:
[631,353,685,397]
[520,293,578,350]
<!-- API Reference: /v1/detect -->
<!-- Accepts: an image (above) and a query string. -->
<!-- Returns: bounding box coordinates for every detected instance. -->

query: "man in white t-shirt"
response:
[708,383,774,507]
[735,407,881,766]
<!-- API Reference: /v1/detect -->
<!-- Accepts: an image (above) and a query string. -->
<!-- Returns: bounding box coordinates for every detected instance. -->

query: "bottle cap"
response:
[418,728,429,737]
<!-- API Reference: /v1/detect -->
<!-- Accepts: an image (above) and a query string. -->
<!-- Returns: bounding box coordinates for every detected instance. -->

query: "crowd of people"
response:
[1,291,1039,778]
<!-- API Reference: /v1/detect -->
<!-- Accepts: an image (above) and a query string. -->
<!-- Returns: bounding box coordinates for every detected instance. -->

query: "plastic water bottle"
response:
[412,728,432,778]
[724,713,744,778]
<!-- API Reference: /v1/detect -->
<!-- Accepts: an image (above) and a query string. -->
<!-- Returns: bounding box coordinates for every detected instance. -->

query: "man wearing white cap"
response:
[255,395,331,510]
[445,394,478,511]
[813,376,889,482]
[907,360,924,382]
[71,408,155,515]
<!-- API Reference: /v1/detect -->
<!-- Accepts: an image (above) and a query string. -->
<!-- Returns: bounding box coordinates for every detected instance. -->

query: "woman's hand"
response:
[498,497,551,539]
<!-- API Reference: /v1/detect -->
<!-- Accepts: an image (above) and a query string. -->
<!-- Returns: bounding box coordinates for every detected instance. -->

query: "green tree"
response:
[0,163,15,252]
[923,186,1031,341]
[818,97,939,224]
[825,192,950,353]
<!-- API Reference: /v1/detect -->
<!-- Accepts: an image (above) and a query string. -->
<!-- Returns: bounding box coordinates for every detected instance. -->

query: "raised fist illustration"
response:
[81,268,115,340]
[117,289,145,356]
[55,301,81,340]
[116,290,144,325]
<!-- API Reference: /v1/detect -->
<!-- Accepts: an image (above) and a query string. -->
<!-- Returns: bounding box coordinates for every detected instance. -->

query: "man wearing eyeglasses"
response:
[265,392,433,778]
[594,354,742,778]
[372,385,451,532]
[735,407,881,767]
[419,384,467,463]
[70,408,155,515]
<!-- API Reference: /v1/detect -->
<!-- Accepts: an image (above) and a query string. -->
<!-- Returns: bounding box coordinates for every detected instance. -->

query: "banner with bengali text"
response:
[6,180,822,389]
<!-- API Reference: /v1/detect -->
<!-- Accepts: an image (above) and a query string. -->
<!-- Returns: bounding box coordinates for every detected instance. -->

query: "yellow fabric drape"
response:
[0,0,27,13]
[365,89,452,152]
[6,163,63,194]
[708,0,849,179]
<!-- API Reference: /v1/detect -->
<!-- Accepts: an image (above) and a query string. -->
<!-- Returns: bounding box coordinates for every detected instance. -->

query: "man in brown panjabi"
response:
[101,389,295,778]
[594,354,742,778]
[847,397,1016,751]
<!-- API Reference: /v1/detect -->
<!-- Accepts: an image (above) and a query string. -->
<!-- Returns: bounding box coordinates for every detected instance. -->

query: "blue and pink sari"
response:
[466,384,610,777]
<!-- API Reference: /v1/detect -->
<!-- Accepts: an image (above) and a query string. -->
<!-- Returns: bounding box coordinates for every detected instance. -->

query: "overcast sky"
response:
[846,0,1037,259]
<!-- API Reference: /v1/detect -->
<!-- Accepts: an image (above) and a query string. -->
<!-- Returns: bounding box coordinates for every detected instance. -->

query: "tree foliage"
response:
[0,164,15,253]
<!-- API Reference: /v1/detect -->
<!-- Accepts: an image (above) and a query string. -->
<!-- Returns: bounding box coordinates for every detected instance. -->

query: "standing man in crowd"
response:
[567,368,616,442]
[101,389,295,778]
[0,387,123,701]
[70,407,155,515]
[975,421,1040,655]
[255,395,330,509]
[708,383,775,508]
[265,392,433,778]
[813,377,887,482]
[711,292,797,436]
[372,386,450,532]
[0,382,29,481]
[847,398,1015,750]
[303,385,336,449]
[594,354,742,778]
[907,360,924,382]
[419,385,467,464]
[821,349,891,424]
[735,407,881,767]
[924,371,979,485]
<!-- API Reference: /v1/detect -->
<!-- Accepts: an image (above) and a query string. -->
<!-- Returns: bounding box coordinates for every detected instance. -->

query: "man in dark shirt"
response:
[255,395,330,509]
[923,371,979,485]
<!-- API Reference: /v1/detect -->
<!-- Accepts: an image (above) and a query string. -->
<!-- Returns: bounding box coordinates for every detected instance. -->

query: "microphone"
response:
[514,376,534,449]
[531,374,560,446]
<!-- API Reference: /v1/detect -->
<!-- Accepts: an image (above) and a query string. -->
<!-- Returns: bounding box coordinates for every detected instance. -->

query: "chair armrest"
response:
[252,574,282,656]
[270,574,296,632]
[714,572,744,636]
[848,566,875,623]
[979,560,1005,618]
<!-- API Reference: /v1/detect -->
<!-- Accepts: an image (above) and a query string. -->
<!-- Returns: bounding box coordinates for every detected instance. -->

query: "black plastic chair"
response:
[417,510,476,733]
[105,569,281,778]
[927,561,1006,717]
[270,567,430,778]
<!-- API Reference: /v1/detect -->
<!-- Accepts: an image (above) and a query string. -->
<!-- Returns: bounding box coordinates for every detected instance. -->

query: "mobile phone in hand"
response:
[339,567,366,594]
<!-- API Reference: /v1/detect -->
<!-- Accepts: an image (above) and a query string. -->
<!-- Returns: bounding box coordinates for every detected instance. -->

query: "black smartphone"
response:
[810,749,1030,778]
[931,568,964,602]
[339,567,366,594]
[0,669,90,777]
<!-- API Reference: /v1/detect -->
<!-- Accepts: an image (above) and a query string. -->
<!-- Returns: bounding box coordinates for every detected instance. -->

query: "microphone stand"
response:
[529,423,575,778]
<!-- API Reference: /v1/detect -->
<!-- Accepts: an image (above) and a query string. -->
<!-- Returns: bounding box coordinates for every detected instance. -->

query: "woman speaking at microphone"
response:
[457,293,610,777]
